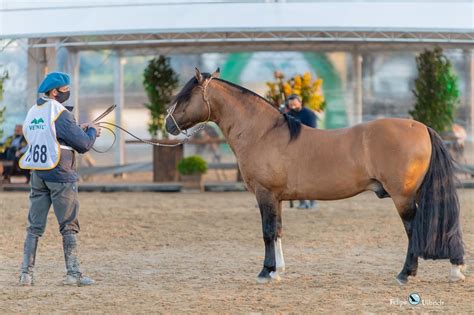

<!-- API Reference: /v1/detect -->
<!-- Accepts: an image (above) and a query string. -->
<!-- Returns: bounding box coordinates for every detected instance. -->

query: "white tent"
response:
[1,1,473,49]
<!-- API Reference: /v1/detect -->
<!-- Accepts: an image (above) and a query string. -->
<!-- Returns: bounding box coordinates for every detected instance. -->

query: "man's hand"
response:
[89,123,101,137]
[80,123,101,137]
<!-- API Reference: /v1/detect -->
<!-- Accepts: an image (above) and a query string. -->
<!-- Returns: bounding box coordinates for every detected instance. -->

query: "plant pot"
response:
[153,145,183,182]
[180,174,203,191]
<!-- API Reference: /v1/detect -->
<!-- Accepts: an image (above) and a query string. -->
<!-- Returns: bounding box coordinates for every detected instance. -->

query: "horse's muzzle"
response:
[165,117,180,136]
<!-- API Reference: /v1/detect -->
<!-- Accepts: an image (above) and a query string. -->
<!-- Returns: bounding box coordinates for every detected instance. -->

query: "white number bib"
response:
[19,99,66,170]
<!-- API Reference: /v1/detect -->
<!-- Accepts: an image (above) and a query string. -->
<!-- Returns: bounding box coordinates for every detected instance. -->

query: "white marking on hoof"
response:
[275,238,285,273]
[270,271,281,282]
[450,264,466,282]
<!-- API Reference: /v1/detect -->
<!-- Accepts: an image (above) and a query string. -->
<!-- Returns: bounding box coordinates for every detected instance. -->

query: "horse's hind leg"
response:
[397,218,419,285]
[276,201,285,272]
[256,189,281,284]
[393,197,419,285]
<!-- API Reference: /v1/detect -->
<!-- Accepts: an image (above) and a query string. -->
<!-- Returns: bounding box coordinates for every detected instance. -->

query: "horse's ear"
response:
[195,67,204,83]
[211,68,220,79]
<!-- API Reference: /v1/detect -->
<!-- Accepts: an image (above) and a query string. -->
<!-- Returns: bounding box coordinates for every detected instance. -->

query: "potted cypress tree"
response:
[143,56,182,182]
[177,156,208,190]
[410,47,460,135]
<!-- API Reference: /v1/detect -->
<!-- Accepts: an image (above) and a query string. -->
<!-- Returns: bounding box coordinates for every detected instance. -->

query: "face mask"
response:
[56,90,70,104]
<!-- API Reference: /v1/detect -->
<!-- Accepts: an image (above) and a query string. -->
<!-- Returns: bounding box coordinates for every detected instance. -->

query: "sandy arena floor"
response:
[0,190,472,313]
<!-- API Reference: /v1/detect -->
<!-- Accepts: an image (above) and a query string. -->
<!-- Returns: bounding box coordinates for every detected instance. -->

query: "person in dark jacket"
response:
[287,94,317,129]
[2,124,27,160]
[286,94,317,209]
[1,124,29,180]
[18,72,101,286]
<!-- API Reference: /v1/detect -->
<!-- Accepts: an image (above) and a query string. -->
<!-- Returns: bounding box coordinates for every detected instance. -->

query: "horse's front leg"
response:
[256,190,281,284]
[276,201,285,273]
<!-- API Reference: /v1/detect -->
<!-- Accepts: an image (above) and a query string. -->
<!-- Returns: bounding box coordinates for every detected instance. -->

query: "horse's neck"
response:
[209,82,280,152]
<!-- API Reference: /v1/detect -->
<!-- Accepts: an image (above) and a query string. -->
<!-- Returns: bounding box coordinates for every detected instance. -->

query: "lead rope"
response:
[92,121,188,154]
[91,77,213,153]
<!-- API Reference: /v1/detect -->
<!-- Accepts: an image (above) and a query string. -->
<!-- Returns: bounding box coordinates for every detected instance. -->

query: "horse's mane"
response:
[172,74,301,141]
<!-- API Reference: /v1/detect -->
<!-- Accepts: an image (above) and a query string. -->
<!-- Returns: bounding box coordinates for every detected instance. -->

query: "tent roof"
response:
[1,1,473,50]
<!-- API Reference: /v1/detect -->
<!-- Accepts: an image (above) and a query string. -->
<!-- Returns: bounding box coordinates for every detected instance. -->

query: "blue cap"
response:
[37,72,71,93]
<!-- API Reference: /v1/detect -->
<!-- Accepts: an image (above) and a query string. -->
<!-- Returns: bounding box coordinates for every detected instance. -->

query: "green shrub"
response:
[410,47,460,133]
[177,156,208,175]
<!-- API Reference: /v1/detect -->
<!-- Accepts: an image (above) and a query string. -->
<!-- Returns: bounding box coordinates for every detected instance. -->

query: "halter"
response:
[165,77,213,141]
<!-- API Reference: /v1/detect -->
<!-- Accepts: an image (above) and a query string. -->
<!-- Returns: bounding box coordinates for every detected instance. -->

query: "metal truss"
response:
[17,30,474,53]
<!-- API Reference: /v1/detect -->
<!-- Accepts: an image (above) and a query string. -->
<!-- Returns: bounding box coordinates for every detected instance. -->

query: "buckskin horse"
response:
[165,68,465,285]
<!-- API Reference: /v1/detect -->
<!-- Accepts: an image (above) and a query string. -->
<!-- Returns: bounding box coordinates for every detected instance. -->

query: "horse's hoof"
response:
[256,276,271,284]
[449,265,466,282]
[449,273,465,282]
[276,266,285,273]
[396,275,408,286]
[256,271,281,284]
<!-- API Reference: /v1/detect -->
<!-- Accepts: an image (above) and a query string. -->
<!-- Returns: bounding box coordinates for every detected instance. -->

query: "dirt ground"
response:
[0,189,472,314]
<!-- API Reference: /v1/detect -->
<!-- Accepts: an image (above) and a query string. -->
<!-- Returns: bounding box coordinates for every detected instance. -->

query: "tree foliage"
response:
[143,56,179,137]
[410,47,459,133]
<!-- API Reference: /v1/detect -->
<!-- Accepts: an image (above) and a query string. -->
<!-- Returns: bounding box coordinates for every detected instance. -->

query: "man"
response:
[3,125,27,160]
[1,124,28,180]
[287,94,317,129]
[18,72,101,286]
[286,94,317,209]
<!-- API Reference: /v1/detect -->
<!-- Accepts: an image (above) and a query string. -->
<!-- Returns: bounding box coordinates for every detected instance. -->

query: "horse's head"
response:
[165,68,220,136]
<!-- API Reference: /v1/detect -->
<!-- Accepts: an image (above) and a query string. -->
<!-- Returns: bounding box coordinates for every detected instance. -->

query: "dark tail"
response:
[283,113,302,141]
[412,128,464,263]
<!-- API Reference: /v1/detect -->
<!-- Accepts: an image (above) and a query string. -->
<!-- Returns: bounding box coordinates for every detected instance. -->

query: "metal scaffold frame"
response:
[12,30,474,52]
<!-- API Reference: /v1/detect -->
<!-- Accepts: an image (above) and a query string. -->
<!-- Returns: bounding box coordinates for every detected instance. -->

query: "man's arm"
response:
[55,110,97,154]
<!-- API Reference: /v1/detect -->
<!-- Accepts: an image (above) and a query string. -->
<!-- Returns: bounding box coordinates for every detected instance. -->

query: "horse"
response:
[165,68,466,285]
